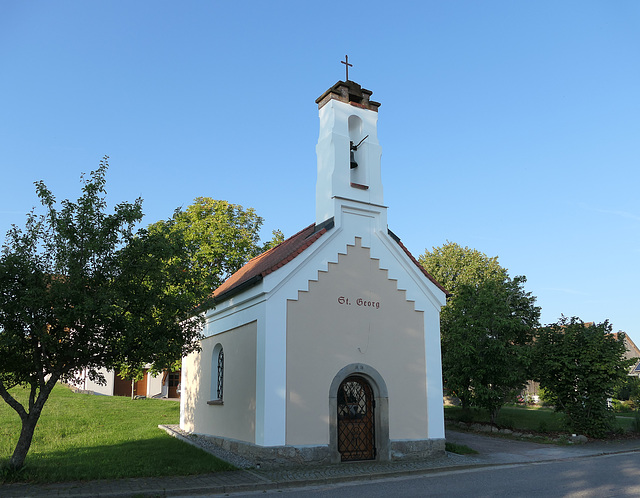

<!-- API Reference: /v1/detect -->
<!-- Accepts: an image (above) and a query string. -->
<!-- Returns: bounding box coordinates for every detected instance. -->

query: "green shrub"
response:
[445,405,566,432]
[613,376,640,401]
[531,318,633,438]
[611,399,635,413]
[538,387,554,407]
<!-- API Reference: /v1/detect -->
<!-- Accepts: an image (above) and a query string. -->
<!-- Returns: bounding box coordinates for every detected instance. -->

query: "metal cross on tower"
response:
[341,55,353,81]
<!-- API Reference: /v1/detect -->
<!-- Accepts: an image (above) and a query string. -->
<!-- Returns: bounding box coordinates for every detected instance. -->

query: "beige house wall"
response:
[286,238,428,445]
[181,321,257,443]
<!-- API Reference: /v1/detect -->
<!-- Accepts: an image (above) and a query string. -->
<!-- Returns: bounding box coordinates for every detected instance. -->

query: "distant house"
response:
[612,332,640,376]
[75,367,181,398]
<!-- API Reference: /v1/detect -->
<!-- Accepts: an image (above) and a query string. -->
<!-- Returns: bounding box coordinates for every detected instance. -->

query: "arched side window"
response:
[208,343,224,404]
[216,347,224,399]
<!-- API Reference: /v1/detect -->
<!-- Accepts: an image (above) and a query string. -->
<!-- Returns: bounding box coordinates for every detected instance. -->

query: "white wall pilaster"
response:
[255,296,288,446]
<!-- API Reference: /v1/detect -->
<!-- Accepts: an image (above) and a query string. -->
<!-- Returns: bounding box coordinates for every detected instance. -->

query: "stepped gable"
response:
[213,219,447,302]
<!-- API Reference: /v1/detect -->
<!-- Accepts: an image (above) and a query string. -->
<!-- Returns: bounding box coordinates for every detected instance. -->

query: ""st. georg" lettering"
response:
[337,296,380,309]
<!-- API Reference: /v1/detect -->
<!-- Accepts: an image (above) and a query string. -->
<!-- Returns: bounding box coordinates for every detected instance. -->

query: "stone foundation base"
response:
[390,438,445,461]
[167,426,445,468]
[193,433,332,468]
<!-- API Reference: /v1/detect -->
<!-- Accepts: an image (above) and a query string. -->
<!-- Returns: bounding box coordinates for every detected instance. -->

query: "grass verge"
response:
[445,442,478,455]
[445,404,638,435]
[1,384,235,483]
[445,405,566,433]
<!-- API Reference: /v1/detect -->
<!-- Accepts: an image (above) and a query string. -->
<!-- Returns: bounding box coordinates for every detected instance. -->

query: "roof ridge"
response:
[262,228,327,277]
[245,222,316,266]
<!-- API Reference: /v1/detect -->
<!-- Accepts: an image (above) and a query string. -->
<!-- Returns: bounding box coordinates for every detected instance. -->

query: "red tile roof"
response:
[213,219,448,302]
[213,222,330,302]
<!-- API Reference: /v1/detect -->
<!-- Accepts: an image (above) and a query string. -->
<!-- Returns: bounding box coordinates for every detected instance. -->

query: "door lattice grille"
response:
[337,376,375,461]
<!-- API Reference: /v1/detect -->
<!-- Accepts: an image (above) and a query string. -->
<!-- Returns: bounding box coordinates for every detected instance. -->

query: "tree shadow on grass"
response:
[1,435,236,484]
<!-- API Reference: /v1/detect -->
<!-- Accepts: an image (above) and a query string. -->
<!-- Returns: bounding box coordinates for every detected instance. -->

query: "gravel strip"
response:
[160,424,255,469]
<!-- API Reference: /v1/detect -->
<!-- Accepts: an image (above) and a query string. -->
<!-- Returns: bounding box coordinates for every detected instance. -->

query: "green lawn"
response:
[445,404,638,434]
[1,384,235,483]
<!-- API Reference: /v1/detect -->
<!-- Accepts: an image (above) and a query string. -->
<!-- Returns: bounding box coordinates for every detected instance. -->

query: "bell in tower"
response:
[350,135,368,169]
[350,142,357,169]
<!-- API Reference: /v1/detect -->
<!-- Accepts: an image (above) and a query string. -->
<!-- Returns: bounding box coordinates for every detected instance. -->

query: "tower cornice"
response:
[315,81,381,111]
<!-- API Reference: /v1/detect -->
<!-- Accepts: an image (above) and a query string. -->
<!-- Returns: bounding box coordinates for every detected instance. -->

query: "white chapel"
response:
[180,79,448,465]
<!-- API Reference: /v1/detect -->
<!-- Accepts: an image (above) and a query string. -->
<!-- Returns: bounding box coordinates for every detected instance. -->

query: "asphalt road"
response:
[221,452,640,497]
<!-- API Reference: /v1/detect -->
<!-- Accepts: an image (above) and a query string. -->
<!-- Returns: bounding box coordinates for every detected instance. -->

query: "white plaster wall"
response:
[77,367,165,398]
[259,295,288,446]
[180,322,257,442]
[83,368,114,395]
[424,309,445,438]
[146,371,164,398]
[285,238,429,445]
[194,296,283,447]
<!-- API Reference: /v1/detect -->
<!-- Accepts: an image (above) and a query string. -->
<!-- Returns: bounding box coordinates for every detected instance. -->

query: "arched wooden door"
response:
[337,376,376,461]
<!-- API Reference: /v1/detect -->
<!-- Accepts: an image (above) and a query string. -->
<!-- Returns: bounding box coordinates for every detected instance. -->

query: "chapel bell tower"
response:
[315,80,384,225]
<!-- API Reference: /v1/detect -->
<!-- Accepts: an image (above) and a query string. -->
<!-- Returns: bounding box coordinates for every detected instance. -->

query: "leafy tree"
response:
[147,197,268,292]
[262,229,285,252]
[532,317,634,437]
[418,242,507,295]
[419,242,540,423]
[115,198,282,388]
[0,158,207,470]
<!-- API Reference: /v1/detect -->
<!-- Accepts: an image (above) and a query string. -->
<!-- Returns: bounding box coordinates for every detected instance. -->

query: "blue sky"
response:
[2,2,639,343]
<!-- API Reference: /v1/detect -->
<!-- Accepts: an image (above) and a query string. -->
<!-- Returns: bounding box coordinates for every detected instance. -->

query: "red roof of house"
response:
[612,332,640,358]
[213,219,448,302]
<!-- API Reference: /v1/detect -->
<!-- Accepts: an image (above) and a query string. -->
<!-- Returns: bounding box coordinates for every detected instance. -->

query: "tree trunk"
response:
[460,395,471,411]
[490,407,500,426]
[1,374,59,471]
[9,408,42,470]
